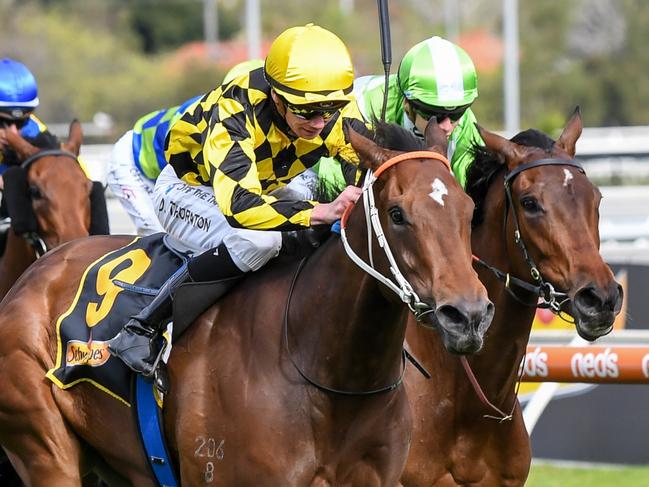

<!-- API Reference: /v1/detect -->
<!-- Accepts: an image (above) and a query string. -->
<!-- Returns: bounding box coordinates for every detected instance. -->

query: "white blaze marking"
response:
[429,178,448,206]
[563,168,574,187]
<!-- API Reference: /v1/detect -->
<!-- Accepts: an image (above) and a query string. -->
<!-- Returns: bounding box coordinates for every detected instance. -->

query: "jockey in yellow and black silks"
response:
[108,24,369,387]
[107,60,266,237]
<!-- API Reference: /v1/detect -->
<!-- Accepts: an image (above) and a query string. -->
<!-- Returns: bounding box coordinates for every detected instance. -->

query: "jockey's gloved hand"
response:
[280,225,330,259]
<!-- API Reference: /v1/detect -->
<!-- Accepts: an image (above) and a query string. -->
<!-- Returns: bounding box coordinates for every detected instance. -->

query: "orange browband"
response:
[372,150,451,179]
[340,150,452,228]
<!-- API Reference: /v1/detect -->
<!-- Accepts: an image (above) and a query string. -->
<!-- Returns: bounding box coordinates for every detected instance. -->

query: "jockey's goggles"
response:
[0,109,31,129]
[279,95,348,121]
[410,100,470,123]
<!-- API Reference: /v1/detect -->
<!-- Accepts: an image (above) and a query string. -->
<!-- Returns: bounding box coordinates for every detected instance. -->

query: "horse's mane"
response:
[30,132,61,150]
[465,129,556,227]
[371,118,426,152]
[316,119,425,202]
[1,132,61,166]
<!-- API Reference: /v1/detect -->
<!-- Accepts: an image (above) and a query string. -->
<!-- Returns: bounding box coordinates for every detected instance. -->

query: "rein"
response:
[460,355,524,422]
[283,150,449,396]
[466,157,584,421]
[283,256,407,396]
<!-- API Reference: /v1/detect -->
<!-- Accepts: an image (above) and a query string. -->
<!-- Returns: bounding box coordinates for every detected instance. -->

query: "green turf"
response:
[527,464,649,486]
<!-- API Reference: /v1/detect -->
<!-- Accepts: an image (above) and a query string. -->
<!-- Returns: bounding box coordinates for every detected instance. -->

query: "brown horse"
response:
[401,109,623,487]
[0,121,93,300]
[0,121,493,486]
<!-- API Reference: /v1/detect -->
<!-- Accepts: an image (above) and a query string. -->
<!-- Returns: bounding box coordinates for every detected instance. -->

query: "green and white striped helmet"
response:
[398,36,478,109]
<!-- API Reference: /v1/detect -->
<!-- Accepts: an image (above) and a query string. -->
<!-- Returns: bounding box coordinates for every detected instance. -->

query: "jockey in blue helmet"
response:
[0,59,108,253]
[0,58,42,135]
[0,58,57,174]
[0,58,39,110]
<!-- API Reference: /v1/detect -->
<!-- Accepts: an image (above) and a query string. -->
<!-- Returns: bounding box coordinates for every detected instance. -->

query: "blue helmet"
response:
[0,58,39,117]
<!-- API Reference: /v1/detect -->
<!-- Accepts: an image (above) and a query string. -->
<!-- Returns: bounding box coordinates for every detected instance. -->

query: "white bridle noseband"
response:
[340,151,451,320]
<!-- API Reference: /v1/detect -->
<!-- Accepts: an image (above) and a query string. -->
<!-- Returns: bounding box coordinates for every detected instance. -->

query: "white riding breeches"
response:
[152,164,307,273]
[107,130,165,236]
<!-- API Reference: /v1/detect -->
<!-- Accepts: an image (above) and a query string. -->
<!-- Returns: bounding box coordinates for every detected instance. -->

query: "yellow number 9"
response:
[86,249,151,327]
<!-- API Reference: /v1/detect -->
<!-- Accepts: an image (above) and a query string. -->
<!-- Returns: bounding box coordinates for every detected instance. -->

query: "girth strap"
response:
[134,375,180,487]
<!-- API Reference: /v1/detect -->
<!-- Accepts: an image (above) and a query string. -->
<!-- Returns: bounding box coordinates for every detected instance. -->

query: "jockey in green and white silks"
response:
[107,96,201,235]
[317,36,482,190]
[107,59,265,236]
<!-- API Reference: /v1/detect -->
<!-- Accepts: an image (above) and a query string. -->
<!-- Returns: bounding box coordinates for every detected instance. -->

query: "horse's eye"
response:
[520,196,540,213]
[389,206,406,225]
[29,186,42,199]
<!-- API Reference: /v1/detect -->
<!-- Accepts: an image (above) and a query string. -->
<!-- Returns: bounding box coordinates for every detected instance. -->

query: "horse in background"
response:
[0,121,104,300]
[0,120,493,486]
[402,109,623,486]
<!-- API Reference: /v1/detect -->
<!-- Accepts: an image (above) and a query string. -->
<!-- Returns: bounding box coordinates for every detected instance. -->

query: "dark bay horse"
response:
[401,109,623,487]
[0,121,93,300]
[0,121,493,486]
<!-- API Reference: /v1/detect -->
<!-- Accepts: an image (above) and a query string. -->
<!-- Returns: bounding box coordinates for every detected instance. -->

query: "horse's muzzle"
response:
[429,299,495,355]
[573,281,624,341]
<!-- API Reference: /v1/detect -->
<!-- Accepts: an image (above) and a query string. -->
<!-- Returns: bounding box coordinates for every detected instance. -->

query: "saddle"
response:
[46,233,242,404]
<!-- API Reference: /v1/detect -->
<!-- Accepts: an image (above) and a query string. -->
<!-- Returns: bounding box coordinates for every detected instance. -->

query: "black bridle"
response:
[473,158,585,316]
[20,148,78,171]
[19,149,79,257]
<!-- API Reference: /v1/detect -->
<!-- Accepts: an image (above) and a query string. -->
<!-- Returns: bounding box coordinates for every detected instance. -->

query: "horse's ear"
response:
[477,124,526,170]
[4,125,39,161]
[345,123,389,172]
[555,106,582,158]
[424,117,448,154]
[62,119,83,156]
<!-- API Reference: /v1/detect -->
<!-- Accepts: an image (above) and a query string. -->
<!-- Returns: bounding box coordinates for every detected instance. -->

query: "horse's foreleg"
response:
[5,437,83,487]
[0,360,85,486]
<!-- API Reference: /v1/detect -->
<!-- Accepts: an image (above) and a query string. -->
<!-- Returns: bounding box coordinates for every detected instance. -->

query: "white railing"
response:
[77,140,649,254]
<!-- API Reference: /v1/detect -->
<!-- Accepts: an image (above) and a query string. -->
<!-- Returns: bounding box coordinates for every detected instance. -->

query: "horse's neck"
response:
[467,206,537,399]
[0,232,35,300]
[289,235,408,392]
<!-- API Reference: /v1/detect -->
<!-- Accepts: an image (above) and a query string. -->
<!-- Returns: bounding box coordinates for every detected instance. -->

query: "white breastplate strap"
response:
[340,151,451,316]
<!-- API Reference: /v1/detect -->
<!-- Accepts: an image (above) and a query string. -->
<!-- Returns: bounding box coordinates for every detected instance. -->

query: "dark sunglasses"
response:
[0,118,29,130]
[0,111,31,129]
[279,96,348,121]
[410,101,470,122]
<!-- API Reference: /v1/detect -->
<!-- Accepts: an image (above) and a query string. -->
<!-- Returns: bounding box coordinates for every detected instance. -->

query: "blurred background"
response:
[2,2,649,482]
[2,0,649,138]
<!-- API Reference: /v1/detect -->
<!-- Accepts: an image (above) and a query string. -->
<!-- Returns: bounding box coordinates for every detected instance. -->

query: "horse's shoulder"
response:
[53,235,134,259]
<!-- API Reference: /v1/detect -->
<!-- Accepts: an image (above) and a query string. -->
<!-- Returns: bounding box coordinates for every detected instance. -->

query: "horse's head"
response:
[5,121,92,249]
[344,119,494,354]
[471,108,623,340]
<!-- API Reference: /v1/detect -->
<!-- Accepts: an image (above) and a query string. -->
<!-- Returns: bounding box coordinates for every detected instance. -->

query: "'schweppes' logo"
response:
[65,340,111,367]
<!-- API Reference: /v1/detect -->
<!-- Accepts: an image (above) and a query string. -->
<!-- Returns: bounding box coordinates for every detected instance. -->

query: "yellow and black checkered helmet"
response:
[264,24,354,107]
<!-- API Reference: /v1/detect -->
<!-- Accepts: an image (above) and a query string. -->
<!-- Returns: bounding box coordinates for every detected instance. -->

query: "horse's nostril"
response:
[436,304,467,327]
[486,302,495,318]
[575,286,603,312]
[613,283,624,313]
